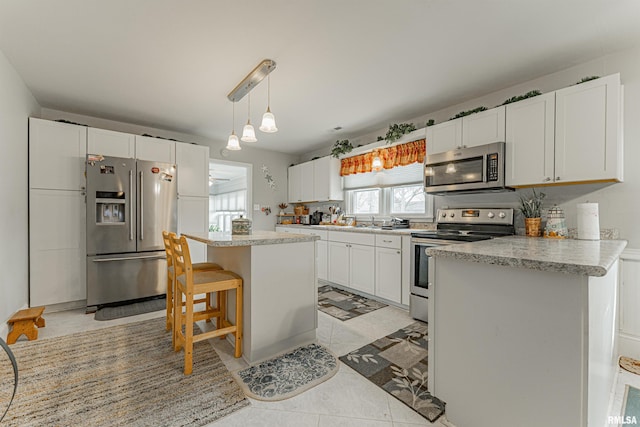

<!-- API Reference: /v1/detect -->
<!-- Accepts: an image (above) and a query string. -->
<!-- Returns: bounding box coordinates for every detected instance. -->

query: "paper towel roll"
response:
[576,203,600,240]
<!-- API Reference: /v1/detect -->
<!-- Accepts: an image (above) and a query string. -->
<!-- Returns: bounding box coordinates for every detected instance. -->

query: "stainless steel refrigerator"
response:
[86,155,177,308]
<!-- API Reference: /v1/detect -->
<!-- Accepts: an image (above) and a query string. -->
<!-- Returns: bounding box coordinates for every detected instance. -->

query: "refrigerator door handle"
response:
[139,170,144,241]
[129,170,134,241]
[92,255,166,262]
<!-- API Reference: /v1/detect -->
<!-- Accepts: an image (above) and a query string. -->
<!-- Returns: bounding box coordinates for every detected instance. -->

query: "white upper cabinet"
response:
[427,106,505,154]
[175,143,209,197]
[288,163,304,203]
[29,118,87,191]
[135,135,176,164]
[87,127,135,158]
[300,161,315,203]
[462,106,506,148]
[554,73,623,183]
[505,92,556,186]
[288,156,343,203]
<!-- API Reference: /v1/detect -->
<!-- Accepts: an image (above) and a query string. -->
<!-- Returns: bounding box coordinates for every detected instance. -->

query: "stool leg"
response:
[166,274,173,331]
[234,283,243,358]
[173,283,182,352]
[35,317,45,328]
[6,326,20,345]
[218,291,226,337]
[184,289,194,375]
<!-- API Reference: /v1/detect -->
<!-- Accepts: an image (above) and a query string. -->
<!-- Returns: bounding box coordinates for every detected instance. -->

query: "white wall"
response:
[304,45,640,249]
[0,50,40,328]
[40,109,298,232]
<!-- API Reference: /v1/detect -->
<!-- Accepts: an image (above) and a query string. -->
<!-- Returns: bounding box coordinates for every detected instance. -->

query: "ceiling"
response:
[1,1,639,155]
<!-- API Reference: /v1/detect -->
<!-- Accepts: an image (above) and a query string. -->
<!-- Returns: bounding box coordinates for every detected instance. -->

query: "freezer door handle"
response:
[139,170,144,241]
[129,170,134,241]
[92,255,166,262]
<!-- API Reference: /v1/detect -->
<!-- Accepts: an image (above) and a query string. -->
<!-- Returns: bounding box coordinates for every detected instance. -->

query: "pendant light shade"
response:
[371,149,383,172]
[226,101,242,151]
[259,75,278,133]
[241,92,257,142]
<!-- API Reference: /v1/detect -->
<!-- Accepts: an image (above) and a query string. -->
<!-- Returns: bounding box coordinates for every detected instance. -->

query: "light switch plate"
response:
[253,204,261,211]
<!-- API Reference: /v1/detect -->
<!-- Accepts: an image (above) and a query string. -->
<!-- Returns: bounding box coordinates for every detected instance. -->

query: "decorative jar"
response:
[543,206,568,239]
[232,215,252,235]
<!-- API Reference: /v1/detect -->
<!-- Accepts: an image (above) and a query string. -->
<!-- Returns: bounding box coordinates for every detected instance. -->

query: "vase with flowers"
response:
[519,189,546,237]
[278,203,288,216]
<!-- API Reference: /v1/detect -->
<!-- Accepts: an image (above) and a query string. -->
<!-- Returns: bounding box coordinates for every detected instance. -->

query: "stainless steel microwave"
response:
[424,142,511,195]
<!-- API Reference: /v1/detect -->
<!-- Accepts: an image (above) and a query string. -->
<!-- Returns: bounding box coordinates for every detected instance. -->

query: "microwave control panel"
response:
[487,153,499,181]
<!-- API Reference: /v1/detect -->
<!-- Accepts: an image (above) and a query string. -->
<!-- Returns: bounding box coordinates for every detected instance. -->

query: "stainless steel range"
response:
[409,208,515,322]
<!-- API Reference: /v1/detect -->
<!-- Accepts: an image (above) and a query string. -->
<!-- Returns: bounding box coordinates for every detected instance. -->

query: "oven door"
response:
[410,239,442,298]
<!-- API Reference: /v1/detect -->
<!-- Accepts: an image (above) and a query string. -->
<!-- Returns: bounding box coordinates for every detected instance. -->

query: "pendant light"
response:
[226,101,241,151]
[371,149,383,172]
[259,74,278,133]
[241,92,257,142]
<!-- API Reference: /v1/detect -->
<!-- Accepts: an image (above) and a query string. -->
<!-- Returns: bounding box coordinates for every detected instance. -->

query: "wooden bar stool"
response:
[171,234,243,375]
[162,231,223,340]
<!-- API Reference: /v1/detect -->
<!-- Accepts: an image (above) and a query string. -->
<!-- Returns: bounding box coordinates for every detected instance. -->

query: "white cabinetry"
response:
[276,226,328,281]
[375,235,402,304]
[177,196,208,263]
[328,241,350,286]
[401,236,411,306]
[135,135,175,163]
[427,106,505,154]
[29,118,87,191]
[87,127,135,158]
[349,244,375,295]
[554,73,622,183]
[328,231,375,295]
[505,92,556,186]
[29,118,87,307]
[176,143,210,197]
[288,156,343,203]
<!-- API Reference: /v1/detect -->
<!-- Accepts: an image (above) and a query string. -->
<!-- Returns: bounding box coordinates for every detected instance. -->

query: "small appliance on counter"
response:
[311,210,323,225]
[299,215,311,225]
[382,217,410,230]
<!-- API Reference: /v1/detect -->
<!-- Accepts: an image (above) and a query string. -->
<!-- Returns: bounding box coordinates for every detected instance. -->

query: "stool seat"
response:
[7,307,45,344]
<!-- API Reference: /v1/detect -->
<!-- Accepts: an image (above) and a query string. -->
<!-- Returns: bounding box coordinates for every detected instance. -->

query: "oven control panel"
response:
[437,208,513,225]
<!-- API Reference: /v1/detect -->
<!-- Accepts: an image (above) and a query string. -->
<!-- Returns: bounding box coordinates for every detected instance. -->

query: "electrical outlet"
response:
[254,204,261,211]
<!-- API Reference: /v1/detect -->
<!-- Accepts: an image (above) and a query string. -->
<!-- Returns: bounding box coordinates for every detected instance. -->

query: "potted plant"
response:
[278,203,288,215]
[330,139,353,158]
[385,123,416,143]
[519,189,546,237]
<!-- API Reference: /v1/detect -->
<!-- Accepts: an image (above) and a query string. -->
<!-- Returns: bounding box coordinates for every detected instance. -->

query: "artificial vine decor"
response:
[449,106,487,120]
[330,139,353,158]
[502,90,542,105]
[577,76,599,84]
[385,123,416,143]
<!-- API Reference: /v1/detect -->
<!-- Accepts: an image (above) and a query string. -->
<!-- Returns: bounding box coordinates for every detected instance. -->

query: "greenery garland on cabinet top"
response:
[330,139,353,158]
[501,90,542,105]
[449,106,487,121]
[385,123,416,143]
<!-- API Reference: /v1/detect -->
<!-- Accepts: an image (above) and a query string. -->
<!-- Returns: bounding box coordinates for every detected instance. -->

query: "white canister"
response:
[576,203,600,240]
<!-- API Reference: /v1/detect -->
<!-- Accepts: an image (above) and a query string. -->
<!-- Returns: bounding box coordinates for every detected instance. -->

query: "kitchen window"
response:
[391,184,426,214]
[351,188,380,215]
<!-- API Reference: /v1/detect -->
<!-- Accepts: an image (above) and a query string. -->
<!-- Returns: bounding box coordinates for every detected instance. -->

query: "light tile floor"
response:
[36,304,444,426]
[32,304,639,427]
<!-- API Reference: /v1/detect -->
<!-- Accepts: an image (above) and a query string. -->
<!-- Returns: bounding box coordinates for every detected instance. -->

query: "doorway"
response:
[208,159,252,233]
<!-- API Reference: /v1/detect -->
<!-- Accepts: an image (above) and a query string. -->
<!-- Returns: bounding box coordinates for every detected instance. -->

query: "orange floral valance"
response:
[340,139,426,176]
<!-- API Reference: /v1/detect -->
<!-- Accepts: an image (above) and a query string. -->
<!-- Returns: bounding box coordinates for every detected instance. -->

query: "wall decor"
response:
[261,164,277,190]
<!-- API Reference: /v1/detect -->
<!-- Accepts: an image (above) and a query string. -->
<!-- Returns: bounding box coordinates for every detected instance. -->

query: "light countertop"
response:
[425,236,627,277]
[276,223,435,235]
[183,231,319,247]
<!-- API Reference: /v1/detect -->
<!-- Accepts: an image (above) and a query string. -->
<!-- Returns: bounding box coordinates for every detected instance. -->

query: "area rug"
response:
[318,284,387,321]
[620,356,640,375]
[622,385,640,420]
[94,296,166,321]
[0,317,249,426]
[339,321,445,423]
[232,343,338,401]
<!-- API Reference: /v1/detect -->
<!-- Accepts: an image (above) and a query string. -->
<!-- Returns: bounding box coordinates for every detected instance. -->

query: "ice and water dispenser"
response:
[95,191,126,224]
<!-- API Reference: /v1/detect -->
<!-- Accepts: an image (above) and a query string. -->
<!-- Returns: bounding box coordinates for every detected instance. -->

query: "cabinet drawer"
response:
[375,234,402,249]
[328,231,375,246]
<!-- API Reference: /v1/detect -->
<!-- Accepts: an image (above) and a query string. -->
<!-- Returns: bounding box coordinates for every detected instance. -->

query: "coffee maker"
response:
[311,210,323,225]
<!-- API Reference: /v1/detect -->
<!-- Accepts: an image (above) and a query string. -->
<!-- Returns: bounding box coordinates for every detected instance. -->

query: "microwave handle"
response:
[482,155,487,183]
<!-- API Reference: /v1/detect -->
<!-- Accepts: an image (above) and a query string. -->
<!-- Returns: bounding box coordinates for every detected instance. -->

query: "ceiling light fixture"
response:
[227,59,276,103]
[371,149,383,172]
[259,74,278,133]
[226,101,241,151]
[241,92,257,142]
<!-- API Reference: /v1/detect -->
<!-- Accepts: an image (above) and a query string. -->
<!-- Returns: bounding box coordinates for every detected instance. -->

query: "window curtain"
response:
[340,139,426,176]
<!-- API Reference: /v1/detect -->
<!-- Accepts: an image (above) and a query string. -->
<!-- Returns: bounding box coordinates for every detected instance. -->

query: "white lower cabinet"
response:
[317,240,328,281]
[375,247,402,303]
[328,241,350,286]
[349,244,375,295]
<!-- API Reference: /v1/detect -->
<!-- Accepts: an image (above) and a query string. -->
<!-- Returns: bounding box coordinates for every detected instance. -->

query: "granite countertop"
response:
[425,236,627,277]
[277,224,436,235]
[183,231,319,247]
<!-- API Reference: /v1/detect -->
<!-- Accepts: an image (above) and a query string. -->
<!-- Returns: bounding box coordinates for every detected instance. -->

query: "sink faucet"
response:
[370,216,375,226]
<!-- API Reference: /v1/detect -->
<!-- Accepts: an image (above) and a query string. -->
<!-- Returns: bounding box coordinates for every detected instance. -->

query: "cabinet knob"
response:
[556,176,561,181]
[544,177,551,182]
[397,251,401,254]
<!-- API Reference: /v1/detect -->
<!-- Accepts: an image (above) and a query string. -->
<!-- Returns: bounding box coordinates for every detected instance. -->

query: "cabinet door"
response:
[313,156,343,202]
[555,74,622,183]
[29,118,87,191]
[29,189,86,306]
[462,106,506,148]
[135,135,176,163]
[375,247,402,303]
[317,239,328,281]
[176,143,210,197]
[426,119,462,154]
[288,164,303,203]
[87,127,135,158]
[300,161,315,202]
[177,196,208,263]
[328,241,350,286]
[349,244,375,295]
[401,236,411,306]
[505,93,555,186]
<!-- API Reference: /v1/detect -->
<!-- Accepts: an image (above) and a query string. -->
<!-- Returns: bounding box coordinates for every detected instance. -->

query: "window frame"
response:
[346,183,434,222]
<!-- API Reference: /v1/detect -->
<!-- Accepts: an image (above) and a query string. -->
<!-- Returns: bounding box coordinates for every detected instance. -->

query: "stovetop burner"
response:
[412,208,515,242]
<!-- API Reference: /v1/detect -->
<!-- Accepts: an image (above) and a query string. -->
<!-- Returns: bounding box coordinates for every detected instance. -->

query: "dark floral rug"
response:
[232,343,338,401]
[339,322,445,423]
[318,285,387,321]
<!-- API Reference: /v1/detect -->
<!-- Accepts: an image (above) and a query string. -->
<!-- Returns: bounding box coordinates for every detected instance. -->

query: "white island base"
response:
[431,257,619,427]
[204,239,317,365]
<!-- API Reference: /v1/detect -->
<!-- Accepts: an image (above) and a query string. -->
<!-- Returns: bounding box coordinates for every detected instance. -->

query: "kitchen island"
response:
[426,236,627,427]
[183,231,319,364]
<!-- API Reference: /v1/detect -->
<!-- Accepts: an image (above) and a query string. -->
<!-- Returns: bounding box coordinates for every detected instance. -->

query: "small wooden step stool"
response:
[6,306,45,344]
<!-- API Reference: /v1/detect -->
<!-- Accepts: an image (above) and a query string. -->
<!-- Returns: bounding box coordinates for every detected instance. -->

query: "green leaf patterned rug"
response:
[318,285,387,321]
[339,321,445,423]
